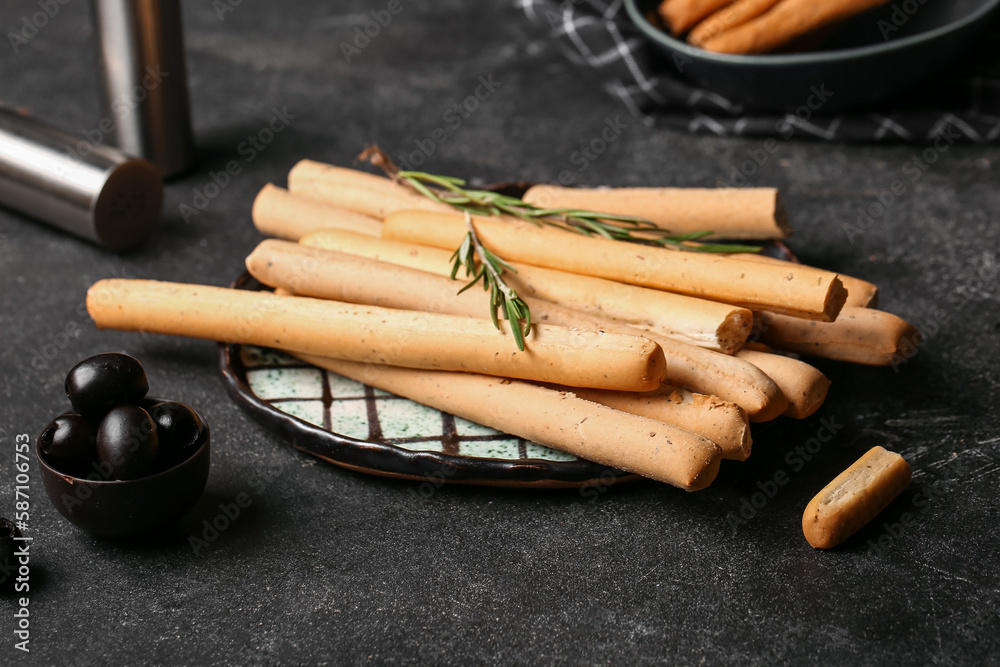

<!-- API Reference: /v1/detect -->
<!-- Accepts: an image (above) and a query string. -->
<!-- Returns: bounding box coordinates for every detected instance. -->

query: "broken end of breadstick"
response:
[715,308,754,355]
[773,193,792,238]
[802,446,911,549]
[820,276,848,323]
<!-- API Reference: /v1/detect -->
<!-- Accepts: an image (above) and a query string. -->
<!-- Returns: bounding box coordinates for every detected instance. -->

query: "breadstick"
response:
[286,235,786,418]
[248,240,483,314]
[754,308,916,366]
[249,243,755,452]
[732,253,878,308]
[383,210,847,321]
[523,184,790,240]
[86,279,667,391]
[659,0,734,35]
[299,229,753,353]
[570,385,751,461]
[688,0,782,47]
[252,184,382,241]
[294,353,723,491]
[290,179,451,219]
[734,348,829,419]
[249,240,677,338]
[288,159,413,196]
[802,446,911,549]
[649,335,786,421]
[701,0,892,54]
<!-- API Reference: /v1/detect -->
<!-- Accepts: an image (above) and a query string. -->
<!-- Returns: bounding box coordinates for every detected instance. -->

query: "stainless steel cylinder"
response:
[0,106,162,251]
[91,0,196,178]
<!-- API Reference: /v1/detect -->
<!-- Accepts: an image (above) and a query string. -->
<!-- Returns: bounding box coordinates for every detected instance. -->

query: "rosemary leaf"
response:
[360,144,763,349]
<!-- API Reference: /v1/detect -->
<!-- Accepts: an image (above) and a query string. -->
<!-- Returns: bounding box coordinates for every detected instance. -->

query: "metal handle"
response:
[91,0,196,178]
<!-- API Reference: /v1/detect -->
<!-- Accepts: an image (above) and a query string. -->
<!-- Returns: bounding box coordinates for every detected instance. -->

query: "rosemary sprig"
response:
[360,146,761,253]
[358,145,761,350]
[450,212,531,351]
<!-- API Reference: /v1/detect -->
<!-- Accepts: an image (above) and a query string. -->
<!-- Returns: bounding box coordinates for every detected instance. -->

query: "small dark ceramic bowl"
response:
[625,0,1000,111]
[37,408,210,537]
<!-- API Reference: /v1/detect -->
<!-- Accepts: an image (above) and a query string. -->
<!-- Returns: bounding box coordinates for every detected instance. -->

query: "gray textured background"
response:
[1,1,998,664]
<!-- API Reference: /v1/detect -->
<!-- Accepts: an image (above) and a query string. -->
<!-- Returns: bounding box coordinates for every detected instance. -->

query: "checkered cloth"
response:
[518,0,1000,142]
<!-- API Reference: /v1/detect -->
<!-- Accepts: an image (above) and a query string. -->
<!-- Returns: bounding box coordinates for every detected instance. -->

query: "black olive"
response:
[96,405,159,480]
[148,402,204,466]
[38,414,98,474]
[65,353,149,418]
[0,518,22,590]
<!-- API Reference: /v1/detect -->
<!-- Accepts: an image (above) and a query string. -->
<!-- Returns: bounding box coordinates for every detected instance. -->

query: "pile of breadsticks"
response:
[657,0,891,54]
[86,160,916,499]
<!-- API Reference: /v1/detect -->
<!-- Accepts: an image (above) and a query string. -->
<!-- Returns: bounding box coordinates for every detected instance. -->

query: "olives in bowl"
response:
[37,353,211,537]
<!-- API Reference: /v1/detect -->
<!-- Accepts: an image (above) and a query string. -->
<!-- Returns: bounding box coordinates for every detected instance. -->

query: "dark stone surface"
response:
[1,1,998,664]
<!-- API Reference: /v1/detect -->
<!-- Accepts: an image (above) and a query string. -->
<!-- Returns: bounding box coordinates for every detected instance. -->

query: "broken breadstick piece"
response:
[802,446,911,549]
[295,353,723,491]
[522,184,790,241]
[252,184,382,240]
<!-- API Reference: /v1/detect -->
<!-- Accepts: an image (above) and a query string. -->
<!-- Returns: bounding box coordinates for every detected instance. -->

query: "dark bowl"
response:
[625,0,1000,111]
[37,408,210,537]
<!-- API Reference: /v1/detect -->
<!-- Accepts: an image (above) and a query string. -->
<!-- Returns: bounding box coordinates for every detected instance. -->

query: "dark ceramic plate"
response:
[220,179,794,488]
[626,0,1000,111]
